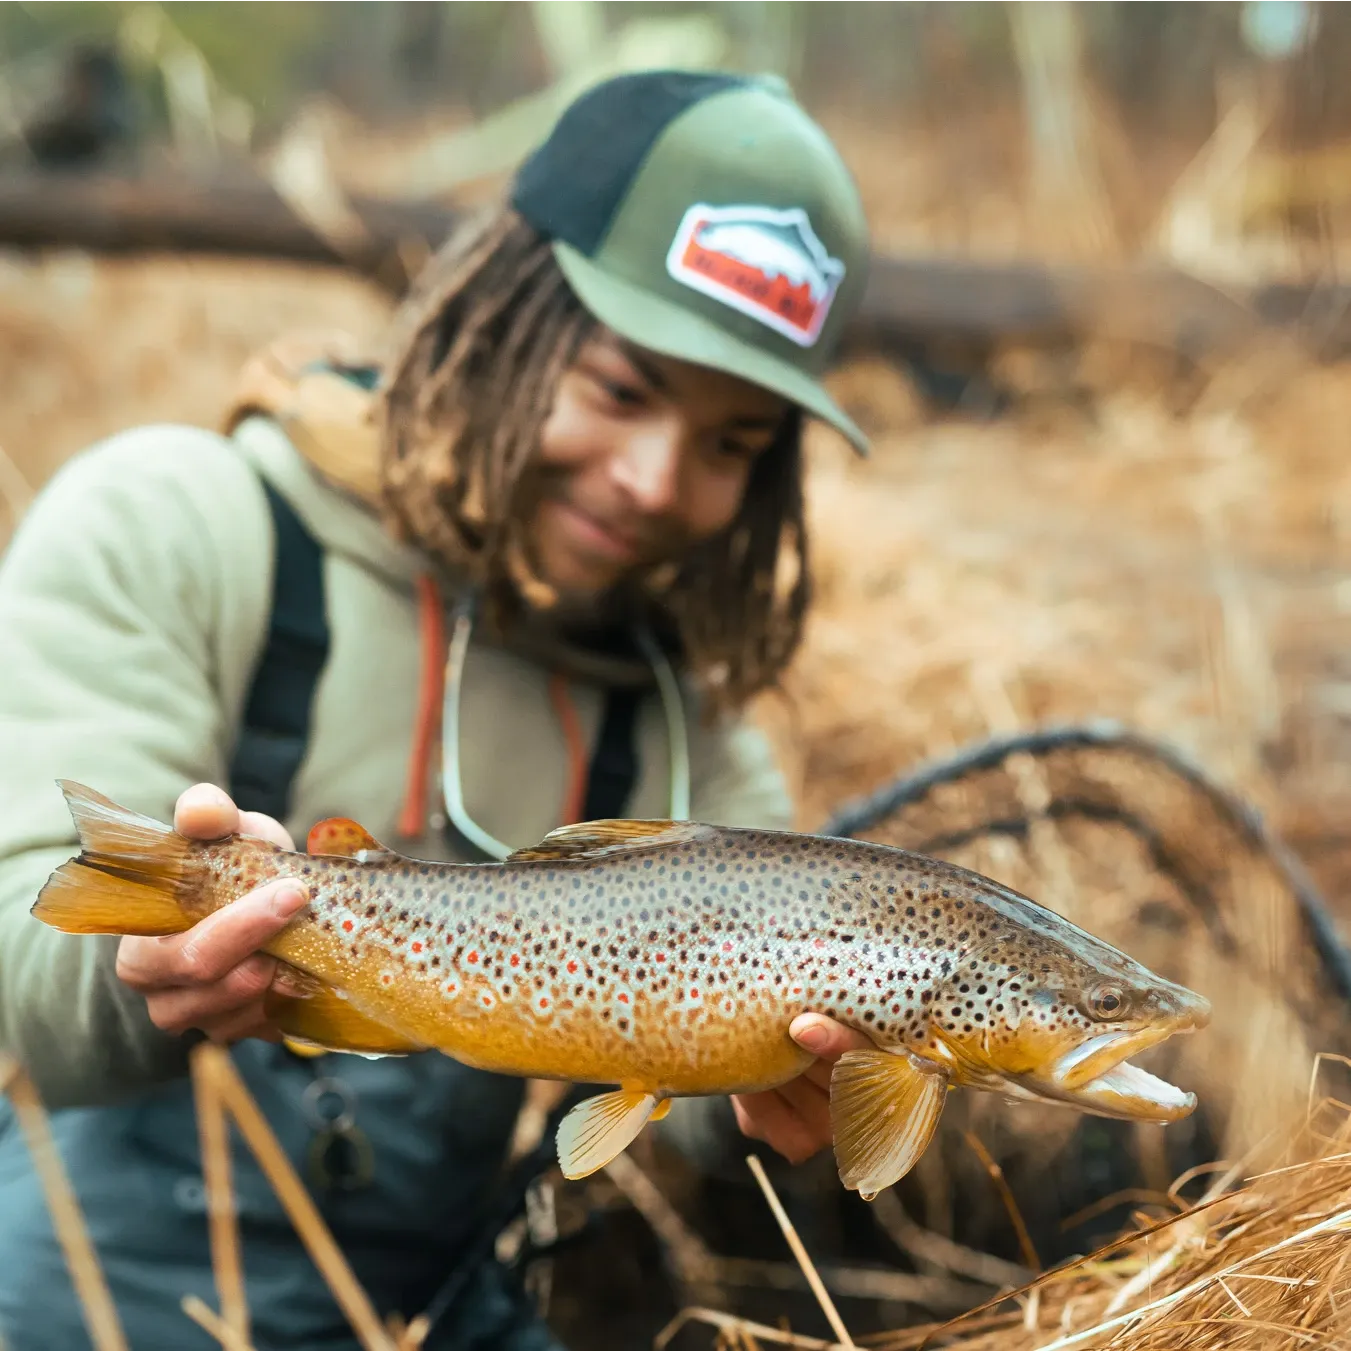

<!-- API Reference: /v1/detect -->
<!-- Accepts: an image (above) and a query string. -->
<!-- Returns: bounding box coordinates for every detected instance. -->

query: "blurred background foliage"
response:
[0,1,1344,158]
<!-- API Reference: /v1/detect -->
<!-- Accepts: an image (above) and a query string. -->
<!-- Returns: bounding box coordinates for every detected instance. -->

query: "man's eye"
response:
[718,439,766,461]
[601,378,645,407]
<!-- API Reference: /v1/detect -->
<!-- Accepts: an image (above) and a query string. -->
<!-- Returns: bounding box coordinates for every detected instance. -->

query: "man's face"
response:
[525,329,789,600]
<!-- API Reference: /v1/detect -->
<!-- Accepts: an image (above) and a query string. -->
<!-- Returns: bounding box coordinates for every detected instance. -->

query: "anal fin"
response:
[265,985,427,1058]
[830,1049,948,1201]
[556,1089,662,1179]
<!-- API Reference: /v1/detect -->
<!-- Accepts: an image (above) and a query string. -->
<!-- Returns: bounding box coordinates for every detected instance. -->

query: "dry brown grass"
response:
[5,1047,1351,1351]
[657,1062,1351,1351]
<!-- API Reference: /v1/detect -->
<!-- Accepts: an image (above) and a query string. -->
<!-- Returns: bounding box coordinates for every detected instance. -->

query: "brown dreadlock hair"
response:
[377,203,811,717]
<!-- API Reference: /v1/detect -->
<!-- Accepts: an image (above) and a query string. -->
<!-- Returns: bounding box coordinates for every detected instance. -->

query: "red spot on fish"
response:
[467,951,479,964]
[341,919,353,933]
[793,987,802,995]
[758,974,766,981]
[539,996,549,1010]
[722,941,732,952]
[690,988,699,999]
[412,941,423,954]
[567,960,577,974]
[619,993,629,1004]
[847,968,855,977]
[510,954,520,967]
[813,938,824,949]
[445,981,458,995]
[656,954,666,963]
[481,994,492,1007]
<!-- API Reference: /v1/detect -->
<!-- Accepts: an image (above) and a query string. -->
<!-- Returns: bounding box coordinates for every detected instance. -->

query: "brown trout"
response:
[32,781,1211,1200]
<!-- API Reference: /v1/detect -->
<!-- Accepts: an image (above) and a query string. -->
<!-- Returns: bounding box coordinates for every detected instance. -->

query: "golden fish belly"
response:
[266,911,815,1095]
[362,956,815,1096]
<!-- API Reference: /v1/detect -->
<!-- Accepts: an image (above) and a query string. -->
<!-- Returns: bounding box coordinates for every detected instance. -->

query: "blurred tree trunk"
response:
[1009,1,1118,258]
[531,1,609,82]
[718,0,804,86]
[394,0,445,100]
[1274,0,1351,147]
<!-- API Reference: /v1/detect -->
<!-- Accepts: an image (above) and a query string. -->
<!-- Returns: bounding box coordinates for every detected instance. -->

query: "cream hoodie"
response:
[0,408,794,1109]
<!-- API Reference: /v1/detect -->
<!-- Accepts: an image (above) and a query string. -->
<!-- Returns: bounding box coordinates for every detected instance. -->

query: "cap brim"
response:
[553,241,870,457]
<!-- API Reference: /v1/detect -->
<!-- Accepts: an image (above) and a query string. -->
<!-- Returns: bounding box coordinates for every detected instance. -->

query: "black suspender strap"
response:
[581,686,642,821]
[227,479,330,823]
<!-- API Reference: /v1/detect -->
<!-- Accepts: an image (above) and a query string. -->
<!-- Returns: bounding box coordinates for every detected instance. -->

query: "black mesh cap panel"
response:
[509,70,754,255]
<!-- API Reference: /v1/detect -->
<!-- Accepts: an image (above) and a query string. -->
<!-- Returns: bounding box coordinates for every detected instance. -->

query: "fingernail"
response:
[183,782,230,810]
[270,882,309,917]
[796,1025,828,1053]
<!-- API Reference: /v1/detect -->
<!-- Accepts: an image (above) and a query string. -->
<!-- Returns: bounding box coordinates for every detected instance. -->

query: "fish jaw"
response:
[1010,1017,1206,1123]
[1053,1019,1192,1093]
[923,985,1210,1125]
[1053,1057,1198,1122]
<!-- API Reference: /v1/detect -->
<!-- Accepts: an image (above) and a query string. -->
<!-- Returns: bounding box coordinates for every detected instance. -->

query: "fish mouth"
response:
[1031,1022,1204,1123]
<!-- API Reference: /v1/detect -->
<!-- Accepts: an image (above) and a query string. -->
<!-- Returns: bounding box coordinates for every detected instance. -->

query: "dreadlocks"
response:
[377,204,811,717]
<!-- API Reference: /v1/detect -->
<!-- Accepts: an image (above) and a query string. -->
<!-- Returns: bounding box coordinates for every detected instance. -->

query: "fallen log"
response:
[2,168,1349,361]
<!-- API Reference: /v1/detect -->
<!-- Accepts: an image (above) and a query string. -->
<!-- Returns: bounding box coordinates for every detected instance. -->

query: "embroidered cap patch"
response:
[665,203,846,348]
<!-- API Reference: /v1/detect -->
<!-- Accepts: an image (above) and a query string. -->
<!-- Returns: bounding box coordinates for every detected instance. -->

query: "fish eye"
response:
[1088,985,1127,1019]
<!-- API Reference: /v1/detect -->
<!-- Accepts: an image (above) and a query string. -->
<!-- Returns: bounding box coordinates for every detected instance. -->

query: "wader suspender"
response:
[228,479,644,828]
[225,478,635,1332]
[227,480,330,824]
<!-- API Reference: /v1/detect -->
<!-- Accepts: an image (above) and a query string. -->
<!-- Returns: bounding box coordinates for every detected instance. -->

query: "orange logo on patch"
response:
[666,204,845,347]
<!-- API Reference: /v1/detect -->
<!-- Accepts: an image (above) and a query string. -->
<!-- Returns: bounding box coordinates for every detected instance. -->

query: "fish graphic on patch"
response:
[666,203,846,347]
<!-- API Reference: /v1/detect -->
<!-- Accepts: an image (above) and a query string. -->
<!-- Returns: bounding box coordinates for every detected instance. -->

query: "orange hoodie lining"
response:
[548,671,589,826]
[398,572,446,840]
[398,573,591,841]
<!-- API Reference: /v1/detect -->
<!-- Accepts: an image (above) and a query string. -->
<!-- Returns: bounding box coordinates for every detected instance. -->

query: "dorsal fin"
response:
[506,819,710,864]
[307,817,396,862]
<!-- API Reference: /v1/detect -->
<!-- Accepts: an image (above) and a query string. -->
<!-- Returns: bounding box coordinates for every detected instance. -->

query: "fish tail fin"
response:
[31,780,200,937]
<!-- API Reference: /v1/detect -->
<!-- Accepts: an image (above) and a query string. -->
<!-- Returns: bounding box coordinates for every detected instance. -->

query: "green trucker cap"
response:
[510,70,871,455]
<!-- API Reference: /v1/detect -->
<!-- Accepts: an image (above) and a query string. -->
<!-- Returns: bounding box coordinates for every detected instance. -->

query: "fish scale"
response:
[206,828,1072,1090]
[32,781,1213,1201]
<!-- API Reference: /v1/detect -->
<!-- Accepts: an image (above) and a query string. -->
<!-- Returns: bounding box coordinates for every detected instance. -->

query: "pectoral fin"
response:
[555,1089,663,1179]
[830,1049,949,1201]
[265,985,427,1058]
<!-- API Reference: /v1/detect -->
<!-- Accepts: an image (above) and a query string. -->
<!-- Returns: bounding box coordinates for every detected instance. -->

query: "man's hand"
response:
[729,1013,874,1163]
[114,783,309,1044]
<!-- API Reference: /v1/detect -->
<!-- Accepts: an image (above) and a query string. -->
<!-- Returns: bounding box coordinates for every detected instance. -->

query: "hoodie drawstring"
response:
[398,574,590,843]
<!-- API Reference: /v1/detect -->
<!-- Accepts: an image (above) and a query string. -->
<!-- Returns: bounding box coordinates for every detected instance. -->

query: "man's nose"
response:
[611,423,682,515]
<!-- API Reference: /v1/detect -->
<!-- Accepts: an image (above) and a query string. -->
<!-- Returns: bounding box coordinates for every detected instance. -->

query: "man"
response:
[0,70,873,1349]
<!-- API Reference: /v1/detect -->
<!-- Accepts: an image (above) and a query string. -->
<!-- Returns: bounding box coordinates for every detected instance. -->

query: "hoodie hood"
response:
[221,330,676,694]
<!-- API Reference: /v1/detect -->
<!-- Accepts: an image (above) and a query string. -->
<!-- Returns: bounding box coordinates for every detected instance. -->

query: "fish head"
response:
[916,881,1211,1124]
